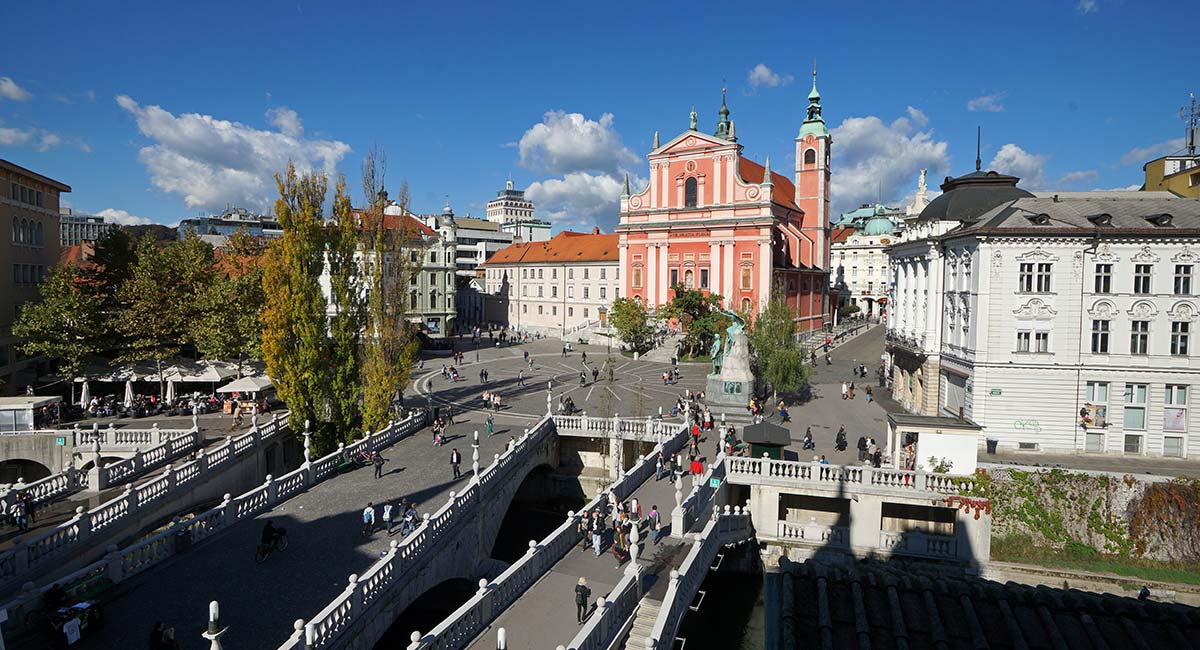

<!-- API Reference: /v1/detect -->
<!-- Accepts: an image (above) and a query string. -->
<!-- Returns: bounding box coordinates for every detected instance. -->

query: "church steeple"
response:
[762,156,773,188]
[798,61,829,138]
[715,85,732,140]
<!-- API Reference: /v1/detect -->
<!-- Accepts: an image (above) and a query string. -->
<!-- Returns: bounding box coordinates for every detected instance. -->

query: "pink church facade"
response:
[617,78,833,330]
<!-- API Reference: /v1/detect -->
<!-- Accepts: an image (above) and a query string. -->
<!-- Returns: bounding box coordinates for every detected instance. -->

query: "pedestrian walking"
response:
[841,382,848,400]
[517,370,525,386]
[591,510,603,556]
[857,435,868,462]
[577,512,591,552]
[382,502,393,533]
[865,385,873,403]
[835,427,847,452]
[486,413,495,437]
[479,369,486,383]
[450,448,462,479]
[655,450,666,481]
[802,427,815,450]
[373,451,386,479]
[575,577,591,624]
[592,367,599,383]
[362,503,376,536]
[562,345,568,358]
[649,505,661,545]
[579,371,586,386]
[825,354,832,365]
[581,351,587,364]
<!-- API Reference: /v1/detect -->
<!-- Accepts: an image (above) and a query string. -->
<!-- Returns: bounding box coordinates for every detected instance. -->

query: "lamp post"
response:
[598,306,609,353]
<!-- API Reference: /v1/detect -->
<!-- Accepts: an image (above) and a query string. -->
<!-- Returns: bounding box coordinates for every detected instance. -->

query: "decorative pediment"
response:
[1013,298,1057,319]
[1094,243,1119,264]
[1168,301,1198,322]
[1088,300,1118,319]
[1173,245,1200,264]
[1130,245,1160,263]
[654,131,736,155]
[1017,247,1059,262]
[1127,300,1158,319]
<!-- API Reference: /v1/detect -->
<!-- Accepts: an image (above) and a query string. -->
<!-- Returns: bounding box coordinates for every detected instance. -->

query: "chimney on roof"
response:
[592,226,600,234]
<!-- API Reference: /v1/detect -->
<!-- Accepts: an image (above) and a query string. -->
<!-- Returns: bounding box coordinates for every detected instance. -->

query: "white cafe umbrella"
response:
[124,380,135,408]
[79,381,91,408]
[165,380,176,404]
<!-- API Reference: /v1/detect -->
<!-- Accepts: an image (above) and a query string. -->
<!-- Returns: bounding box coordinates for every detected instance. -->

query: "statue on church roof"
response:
[689,106,698,131]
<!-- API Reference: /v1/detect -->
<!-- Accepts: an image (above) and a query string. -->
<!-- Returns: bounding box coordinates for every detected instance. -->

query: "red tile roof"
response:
[830,226,855,243]
[738,157,799,210]
[481,231,618,266]
[351,209,437,237]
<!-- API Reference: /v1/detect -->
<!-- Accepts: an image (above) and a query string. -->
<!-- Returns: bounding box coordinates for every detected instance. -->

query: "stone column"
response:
[723,242,735,309]
[645,244,657,306]
[658,242,670,306]
[758,237,772,311]
[710,241,722,297]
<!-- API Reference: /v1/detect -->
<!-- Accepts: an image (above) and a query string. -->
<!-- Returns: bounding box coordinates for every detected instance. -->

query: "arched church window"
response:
[804,149,816,165]
[684,177,698,208]
[741,298,752,312]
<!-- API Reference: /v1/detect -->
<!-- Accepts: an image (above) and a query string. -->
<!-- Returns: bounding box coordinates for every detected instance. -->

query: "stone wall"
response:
[981,467,1200,563]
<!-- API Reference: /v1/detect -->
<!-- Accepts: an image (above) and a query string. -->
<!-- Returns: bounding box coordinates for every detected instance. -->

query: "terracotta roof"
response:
[351,209,437,237]
[830,226,855,243]
[738,157,798,209]
[480,231,618,266]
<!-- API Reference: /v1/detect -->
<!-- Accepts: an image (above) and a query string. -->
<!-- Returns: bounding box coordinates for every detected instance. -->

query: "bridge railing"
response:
[350,418,692,650]
[673,454,727,537]
[0,422,202,515]
[646,509,754,650]
[280,416,556,650]
[565,567,642,650]
[0,411,289,596]
[725,456,976,496]
[0,411,425,628]
[554,413,681,441]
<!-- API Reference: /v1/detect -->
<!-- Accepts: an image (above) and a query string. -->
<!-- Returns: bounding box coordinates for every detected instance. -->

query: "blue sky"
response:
[1,0,1193,230]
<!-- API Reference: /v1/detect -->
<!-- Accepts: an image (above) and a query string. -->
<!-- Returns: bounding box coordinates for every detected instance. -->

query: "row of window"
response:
[1088,319,1190,355]
[9,183,44,208]
[10,217,46,246]
[407,290,453,311]
[1024,262,1200,296]
[1085,381,1188,433]
[512,267,613,281]
[516,285,617,300]
[12,264,48,286]
[512,304,593,318]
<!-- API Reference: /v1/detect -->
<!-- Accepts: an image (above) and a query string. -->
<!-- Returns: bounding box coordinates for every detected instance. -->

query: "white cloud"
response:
[36,133,61,152]
[0,77,32,102]
[989,143,1047,189]
[905,106,929,127]
[1056,170,1098,187]
[0,117,64,151]
[747,64,793,89]
[525,172,625,231]
[95,208,153,226]
[1095,184,1142,191]
[829,109,951,216]
[0,125,34,147]
[518,110,639,175]
[116,95,350,211]
[86,90,96,102]
[1120,137,1185,165]
[1077,0,1097,14]
[967,93,1005,112]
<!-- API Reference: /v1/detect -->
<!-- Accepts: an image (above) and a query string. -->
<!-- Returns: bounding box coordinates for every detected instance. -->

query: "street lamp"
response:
[598,306,609,353]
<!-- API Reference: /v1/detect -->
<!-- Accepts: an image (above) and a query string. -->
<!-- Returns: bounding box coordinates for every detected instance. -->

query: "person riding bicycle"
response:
[261,520,283,549]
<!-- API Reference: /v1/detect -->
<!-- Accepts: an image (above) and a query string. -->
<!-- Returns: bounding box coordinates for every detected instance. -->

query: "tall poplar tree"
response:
[326,175,365,442]
[261,164,331,448]
[13,266,105,402]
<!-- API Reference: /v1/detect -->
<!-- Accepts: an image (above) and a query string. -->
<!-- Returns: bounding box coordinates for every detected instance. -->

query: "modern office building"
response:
[177,207,282,248]
[58,208,113,246]
[487,180,550,243]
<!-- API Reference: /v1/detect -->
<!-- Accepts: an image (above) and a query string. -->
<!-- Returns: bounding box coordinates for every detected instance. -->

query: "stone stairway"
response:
[624,597,662,650]
[640,334,682,363]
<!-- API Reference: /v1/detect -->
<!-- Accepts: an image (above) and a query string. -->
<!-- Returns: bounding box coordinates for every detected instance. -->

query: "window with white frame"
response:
[1175,265,1193,295]
[1036,263,1052,292]
[1130,320,1149,354]
[1172,321,1190,356]
[1034,331,1049,353]
[1086,381,1109,404]
[1123,383,1147,431]
[1164,384,1188,432]
[1094,263,1112,293]
[1134,264,1152,294]
[567,286,574,299]
[1091,320,1110,353]
[1016,331,1031,352]
[1018,263,1034,292]
[600,287,606,300]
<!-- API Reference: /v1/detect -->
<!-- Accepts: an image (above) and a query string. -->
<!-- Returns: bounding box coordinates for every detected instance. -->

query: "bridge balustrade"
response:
[726,456,976,496]
[777,520,848,547]
[673,454,727,537]
[0,412,423,622]
[644,509,755,650]
[402,419,691,650]
[565,569,641,650]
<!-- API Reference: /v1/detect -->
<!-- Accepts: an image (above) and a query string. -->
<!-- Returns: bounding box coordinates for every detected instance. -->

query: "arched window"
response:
[35,222,43,245]
[684,269,694,288]
[684,177,698,208]
[741,298,752,312]
[10,217,16,242]
[804,149,816,165]
[430,289,437,307]
[20,219,28,244]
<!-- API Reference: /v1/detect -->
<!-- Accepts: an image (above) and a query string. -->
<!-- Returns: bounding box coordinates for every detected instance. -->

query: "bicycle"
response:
[254,528,289,563]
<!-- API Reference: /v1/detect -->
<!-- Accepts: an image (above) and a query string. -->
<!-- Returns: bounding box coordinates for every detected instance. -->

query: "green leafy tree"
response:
[13,266,105,402]
[660,286,728,358]
[117,233,216,396]
[609,297,656,353]
[262,164,332,450]
[360,152,420,432]
[326,175,365,440]
[82,227,138,355]
[747,291,811,398]
[195,229,266,376]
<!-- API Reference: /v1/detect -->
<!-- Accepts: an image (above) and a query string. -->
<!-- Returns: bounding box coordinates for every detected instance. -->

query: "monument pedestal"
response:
[705,373,753,409]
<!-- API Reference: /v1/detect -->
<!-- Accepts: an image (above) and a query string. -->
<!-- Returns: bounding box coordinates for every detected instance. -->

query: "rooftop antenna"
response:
[1183,92,1198,157]
[975,126,982,172]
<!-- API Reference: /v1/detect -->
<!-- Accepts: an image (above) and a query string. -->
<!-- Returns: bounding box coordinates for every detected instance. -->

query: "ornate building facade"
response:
[617,75,832,327]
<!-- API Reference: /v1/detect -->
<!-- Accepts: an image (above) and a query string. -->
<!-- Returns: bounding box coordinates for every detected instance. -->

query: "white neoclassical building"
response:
[480,229,620,337]
[888,166,1200,458]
